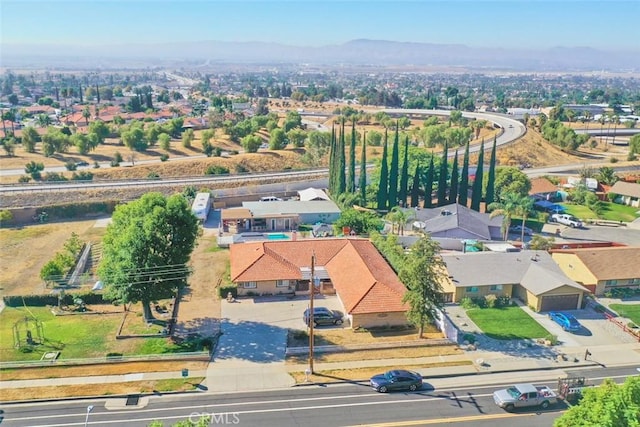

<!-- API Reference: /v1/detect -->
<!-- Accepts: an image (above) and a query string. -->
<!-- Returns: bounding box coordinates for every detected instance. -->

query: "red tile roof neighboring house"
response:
[529,177,558,196]
[23,105,56,114]
[230,239,408,315]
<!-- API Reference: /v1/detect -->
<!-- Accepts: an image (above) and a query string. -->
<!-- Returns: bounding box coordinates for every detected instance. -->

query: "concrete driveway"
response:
[528,307,637,347]
[203,294,344,392]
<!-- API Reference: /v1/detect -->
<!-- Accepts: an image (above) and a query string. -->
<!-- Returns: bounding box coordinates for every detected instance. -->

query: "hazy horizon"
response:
[2,0,639,51]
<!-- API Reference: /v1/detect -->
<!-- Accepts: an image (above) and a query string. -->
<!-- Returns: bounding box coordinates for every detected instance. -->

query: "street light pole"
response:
[84,405,94,427]
[309,253,315,374]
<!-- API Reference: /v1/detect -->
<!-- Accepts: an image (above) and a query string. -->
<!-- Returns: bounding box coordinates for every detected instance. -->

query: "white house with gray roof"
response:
[441,251,589,312]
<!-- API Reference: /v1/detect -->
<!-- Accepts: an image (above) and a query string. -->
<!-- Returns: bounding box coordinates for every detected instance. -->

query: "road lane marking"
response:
[345,412,538,426]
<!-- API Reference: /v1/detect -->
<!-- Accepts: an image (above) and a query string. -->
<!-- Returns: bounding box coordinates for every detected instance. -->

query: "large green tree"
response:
[400,236,445,337]
[338,120,346,194]
[98,193,200,322]
[494,167,532,200]
[554,376,640,427]
[488,192,529,240]
[410,163,421,208]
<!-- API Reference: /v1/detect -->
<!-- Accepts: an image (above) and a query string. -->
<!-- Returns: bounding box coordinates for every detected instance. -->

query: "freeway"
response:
[1,365,636,427]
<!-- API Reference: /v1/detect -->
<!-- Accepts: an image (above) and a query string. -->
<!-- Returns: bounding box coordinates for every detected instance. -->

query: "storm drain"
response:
[126,395,140,406]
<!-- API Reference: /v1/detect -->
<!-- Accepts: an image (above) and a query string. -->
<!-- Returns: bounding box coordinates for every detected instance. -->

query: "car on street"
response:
[370,369,423,393]
[509,225,533,236]
[549,311,582,332]
[303,307,343,326]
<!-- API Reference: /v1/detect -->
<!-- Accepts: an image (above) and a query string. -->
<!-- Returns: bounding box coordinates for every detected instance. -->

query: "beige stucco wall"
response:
[596,279,640,296]
[351,311,409,329]
[236,280,294,296]
[524,286,584,311]
[453,284,514,302]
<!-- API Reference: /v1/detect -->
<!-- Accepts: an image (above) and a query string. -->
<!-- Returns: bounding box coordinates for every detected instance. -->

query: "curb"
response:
[290,360,603,387]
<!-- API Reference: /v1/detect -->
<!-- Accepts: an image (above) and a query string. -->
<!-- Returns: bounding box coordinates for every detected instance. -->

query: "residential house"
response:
[441,251,589,311]
[408,203,502,241]
[609,181,640,208]
[529,177,560,202]
[229,239,409,328]
[298,187,330,202]
[552,246,640,295]
[222,200,341,233]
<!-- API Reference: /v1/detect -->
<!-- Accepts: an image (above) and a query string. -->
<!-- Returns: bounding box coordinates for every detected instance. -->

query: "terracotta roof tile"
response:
[529,178,558,195]
[229,239,407,315]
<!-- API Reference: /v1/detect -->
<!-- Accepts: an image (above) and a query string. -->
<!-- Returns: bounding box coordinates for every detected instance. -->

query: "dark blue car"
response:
[549,312,582,332]
[370,369,423,393]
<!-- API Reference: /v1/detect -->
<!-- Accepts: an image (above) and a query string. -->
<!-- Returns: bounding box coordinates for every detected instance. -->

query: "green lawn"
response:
[560,202,640,223]
[467,306,551,340]
[609,304,640,325]
[0,306,199,362]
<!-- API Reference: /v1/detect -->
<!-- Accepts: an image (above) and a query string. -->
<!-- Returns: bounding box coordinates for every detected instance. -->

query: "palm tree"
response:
[515,197,535,242]
[610,115,620,146]
[488,193,524,241]
[385,206,415,236]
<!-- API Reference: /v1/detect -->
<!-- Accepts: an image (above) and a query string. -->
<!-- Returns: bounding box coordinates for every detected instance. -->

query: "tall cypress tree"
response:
[328,123,336,195]
[410,163,421,208]
[347,119,356,193]
[359,130,367,206]
[449,150,459,204]
[485,136,497,206]
[376,129,389,211]
[424,155,434,208]
[458,140,470,207]
[338,119,346,194]
[399,135,410,207]
[437,143,449,206]
[79,84,83,103]
[388,122,400,208]
[471,139,485,212]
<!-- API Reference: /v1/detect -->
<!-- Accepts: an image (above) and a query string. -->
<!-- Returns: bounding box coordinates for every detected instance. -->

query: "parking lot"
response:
[214,294,346,363]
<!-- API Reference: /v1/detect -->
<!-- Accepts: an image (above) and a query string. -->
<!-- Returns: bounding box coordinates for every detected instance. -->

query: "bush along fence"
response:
[3,292,108,308]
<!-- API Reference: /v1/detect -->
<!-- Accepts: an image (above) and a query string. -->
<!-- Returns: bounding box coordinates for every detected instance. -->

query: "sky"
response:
[1,0,639,50]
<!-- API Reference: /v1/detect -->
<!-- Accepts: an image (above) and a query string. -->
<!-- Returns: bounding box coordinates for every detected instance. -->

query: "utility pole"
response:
[309,253,315,374]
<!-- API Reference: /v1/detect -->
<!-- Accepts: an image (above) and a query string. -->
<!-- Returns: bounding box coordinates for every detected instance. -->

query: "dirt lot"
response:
[0,219,105,296]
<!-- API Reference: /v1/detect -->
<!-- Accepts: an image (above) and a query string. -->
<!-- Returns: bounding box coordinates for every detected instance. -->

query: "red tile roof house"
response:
[230,238,410,329]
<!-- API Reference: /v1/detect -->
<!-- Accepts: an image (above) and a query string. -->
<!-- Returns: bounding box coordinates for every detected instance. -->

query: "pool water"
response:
[266,233,290,240]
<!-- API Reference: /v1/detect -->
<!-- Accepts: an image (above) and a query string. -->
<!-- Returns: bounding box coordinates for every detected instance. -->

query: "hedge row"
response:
[218,285,237,299]
[36,201,117,219]
[3,292,110,307]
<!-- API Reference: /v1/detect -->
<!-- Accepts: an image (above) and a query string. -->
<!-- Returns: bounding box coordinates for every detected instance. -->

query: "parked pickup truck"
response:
[550,213,583,228]
[493,383,557,411]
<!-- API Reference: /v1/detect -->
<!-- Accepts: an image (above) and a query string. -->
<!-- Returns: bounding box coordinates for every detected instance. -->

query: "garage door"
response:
[540,294,579,312]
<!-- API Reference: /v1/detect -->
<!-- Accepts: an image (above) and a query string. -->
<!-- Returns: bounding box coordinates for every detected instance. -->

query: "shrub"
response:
[460,297,476,309]
[0,209,13,226]
[160,154,169,162]
[484,294,497,309]
[205,165,229,175]
[610,157,618,163]
[3,292,108,307]
[462,333,476,344]
[544,334,558,345]
[218,285,237,299]
[495,296,511,308]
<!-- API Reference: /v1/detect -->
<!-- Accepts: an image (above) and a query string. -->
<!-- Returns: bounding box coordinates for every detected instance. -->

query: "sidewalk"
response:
[2,343,639,394]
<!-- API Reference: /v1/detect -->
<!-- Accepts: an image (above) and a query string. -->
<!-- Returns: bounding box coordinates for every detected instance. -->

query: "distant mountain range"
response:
[2,39,639,72]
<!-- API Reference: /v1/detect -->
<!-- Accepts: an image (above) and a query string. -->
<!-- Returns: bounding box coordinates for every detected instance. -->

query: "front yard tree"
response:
[554,376,640,427]
[400,236,445,337]
[494,167,532,200]
[98,193,199,322]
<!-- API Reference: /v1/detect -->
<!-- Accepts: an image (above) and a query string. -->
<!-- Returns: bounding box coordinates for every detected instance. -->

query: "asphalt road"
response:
[2,366,636,427]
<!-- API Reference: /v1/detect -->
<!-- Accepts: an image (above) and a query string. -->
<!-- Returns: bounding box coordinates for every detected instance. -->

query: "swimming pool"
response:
[266,233,290,240]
